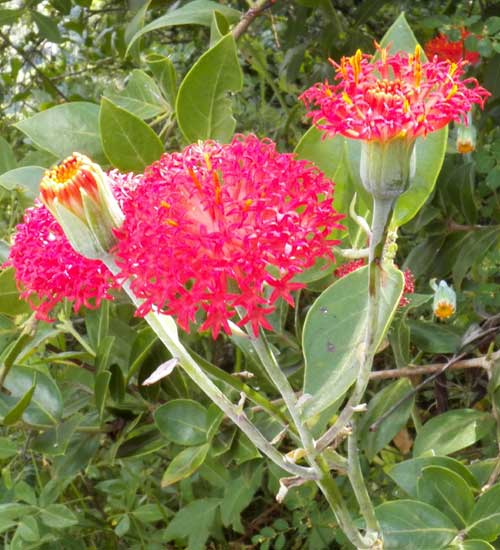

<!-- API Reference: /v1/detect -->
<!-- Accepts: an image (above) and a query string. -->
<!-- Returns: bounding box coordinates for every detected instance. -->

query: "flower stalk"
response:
[247,326,372,548]
[103,256,318,481]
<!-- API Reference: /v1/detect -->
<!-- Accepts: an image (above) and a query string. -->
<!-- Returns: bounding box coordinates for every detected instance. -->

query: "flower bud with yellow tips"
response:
[40,153,124,259]
[456,122,477,154]
[430,279,456,320]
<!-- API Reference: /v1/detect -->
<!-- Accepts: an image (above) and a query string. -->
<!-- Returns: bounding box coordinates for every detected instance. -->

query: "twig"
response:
[51,58,117,81]
[447,221,490,232]
[0,31,68,101]
[369,351,500,380]
[368,352,468,432]
[334,246,369,259]
[232,0,277,41]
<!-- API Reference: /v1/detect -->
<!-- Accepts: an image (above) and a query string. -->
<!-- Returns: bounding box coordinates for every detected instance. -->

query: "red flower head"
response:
[114,134,344,338]
[5,170,141,320]
[335,260,414,307]
[424,28,480,65]
[300,45,489,144]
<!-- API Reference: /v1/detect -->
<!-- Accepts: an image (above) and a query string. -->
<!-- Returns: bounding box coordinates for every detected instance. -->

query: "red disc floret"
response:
[114,134,344,338]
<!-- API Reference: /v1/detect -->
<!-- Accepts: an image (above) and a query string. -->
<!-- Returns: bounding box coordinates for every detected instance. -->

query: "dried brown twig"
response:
[232,0,277,41]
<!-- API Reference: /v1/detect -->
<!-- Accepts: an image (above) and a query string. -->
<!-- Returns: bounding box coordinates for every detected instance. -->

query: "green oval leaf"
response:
[99,97,164,172]
[116,429,168,459]
[407,320,461,354]
[161,443,209,487]
[417,466,475,528]
[467,459,498,488]
[15,102,105,163]
[358,379,415,460]
[154,399,208,446]
[17,515,39,542]
[466,484,500,541]
[163,497,221,549]
[393,128,448,228]
[302,264,404,419]
[105,69,169,120]
[3,366,63,425]
[413,409,495,457]
[0,166,44,199]
[378,12,422,54]
[0,136,16,173]
[294,128,365,248]
[453,541,495,550]
[221,463,263,531]
[0,437,17,459]
[176,33,243,143]
[126,0,240,53]
[31,414,82,456]
[386,456,478,498]
[32,11,62,43]
[94,371,111,421]
[0,268,32,316]
[376,500,458,549]
[124,0,151,61]
[39,504,78,529]
[2,381,36,426]
[294,127,345,179]
[146,54,178,108]
[0,9,23,27]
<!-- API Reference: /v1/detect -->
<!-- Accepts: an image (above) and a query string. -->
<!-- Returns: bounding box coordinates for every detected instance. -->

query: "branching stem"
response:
[103,257,318,481]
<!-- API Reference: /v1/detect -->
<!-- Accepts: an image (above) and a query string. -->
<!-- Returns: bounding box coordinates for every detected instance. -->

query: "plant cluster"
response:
[0,1,499,549]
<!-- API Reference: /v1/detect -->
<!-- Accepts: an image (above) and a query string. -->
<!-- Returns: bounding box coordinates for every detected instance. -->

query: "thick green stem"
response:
[316,198,396,452]
[316,197,396,542]
[348,420,380,534]
[316,456,373,549]
[346,197,395,537]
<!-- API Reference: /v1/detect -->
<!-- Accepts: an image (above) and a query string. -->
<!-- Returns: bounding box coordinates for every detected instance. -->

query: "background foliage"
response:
[0,0,499,548]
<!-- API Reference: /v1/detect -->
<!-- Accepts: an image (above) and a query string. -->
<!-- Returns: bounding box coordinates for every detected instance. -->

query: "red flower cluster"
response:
[335,260,415,307]
[334,259,365,278]
[425,28,480,65]
[114,135,344,338]
[6,171,140,320]
[300,45,489,143]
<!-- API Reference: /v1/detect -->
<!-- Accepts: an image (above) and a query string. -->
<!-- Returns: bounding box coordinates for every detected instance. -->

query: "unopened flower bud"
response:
[40,153,124,259]
[456,122,477,154]
[430,279,456,320]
